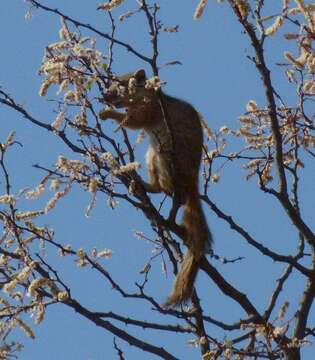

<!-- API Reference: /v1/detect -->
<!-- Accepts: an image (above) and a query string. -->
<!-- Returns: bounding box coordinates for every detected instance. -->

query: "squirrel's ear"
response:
[134,69,146,84]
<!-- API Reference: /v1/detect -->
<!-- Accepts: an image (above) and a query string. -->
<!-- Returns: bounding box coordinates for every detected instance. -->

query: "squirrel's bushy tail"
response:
[165,250,199,306]
[165,191,212,306]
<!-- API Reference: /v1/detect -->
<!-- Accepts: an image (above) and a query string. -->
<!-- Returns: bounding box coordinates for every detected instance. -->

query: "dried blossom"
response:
[145,76,166,91]
[58,244,72,256]
[163,25,179,33]
[64,90,76,102]
[265,16,284,36]
[112,162,140,175]
[97,0,124,11]
[39,79,52,97]
[101,152,120,170]
[25,10,33,20]
[88,178,99,193]
[303,80,315,94]
[14,318,35,339]
[119,11,134,21]
[4,131,15,148]
[223,348,233,359]
[97,249,113,258]
[73,110,88,129]
[57,291,69,302]
[235,0,249,20]
[200,117,213,139]
[49,179,61,191]
[136,130,146,144]
[28,278,52,297]
[206,149,219,161]
[284,51,308,69]
[211,173,220,183]
[246,100,258,112]
[15,210,43,221]
[219,126,230,135]
[34,303,45,325]
[3,279,19,294]
[273,325,289,337]
[25,184,45,199]
[284,33,299,40]
[45,186,70,213]
[56,156,89,180]
[0,194,16,206]
[51,110,66,131]
[194,0,208,20]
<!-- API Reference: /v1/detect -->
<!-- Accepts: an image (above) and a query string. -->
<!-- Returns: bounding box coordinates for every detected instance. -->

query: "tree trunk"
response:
[284,348,300,360]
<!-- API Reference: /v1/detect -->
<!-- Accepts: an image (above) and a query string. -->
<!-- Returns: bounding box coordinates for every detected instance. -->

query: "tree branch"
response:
[67,298,180,360]
[27,0,151,63]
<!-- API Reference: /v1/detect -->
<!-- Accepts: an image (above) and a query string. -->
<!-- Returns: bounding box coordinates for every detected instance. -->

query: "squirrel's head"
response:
[102,69,149,108]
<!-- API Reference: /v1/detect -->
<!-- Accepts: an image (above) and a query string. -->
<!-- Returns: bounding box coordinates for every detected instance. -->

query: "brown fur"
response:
[164,251,199,306]
[99,70,213,306]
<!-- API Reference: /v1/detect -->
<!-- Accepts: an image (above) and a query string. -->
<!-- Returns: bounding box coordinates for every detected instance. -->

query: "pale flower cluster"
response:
[0,194,16,206]
[97,0,124,11]
[34,303,45,325]
[58,244,72,256]
[238,321,310,352]
[39,18,102,103]
[119,11,134,21]
[282,2,315,75]
[128,77,137,95]
[235,0,249,20]
[0,255,8,265]
[112,161,140,175]
[100,152,120,170]
[194,0,208,20]
[25,221,46,237]
[3,131,16,149]
[211,173,220,183]
[88,178,99,193]
[97,249,113,258]
[50,178,61,191]
[145,77,166,91]
[45,186,70,213]
[28,278,60,298]
[25,184,45,199]
[246,100,258,112]
[76,248,88,267]
[15,210,43,221]
[219,126,230,135]
[265,16,284,36]
[56,155,89,180]
[51,110,66,131]
[73,109,88,131]
[3,262,37,294]
[57,291,69,302]
[200,117,214,140]
[273,325,289,337]
[303,80,315,95]
[202,350,219,360]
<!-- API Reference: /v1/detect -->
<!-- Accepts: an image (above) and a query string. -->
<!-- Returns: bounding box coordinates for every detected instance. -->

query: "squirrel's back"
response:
[144,93,203,197]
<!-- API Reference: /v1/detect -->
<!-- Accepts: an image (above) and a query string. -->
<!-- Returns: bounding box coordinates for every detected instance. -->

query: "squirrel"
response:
[99,69,212,306]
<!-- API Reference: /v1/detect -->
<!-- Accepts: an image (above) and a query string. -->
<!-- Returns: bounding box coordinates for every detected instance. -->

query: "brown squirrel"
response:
[99,69,212,306]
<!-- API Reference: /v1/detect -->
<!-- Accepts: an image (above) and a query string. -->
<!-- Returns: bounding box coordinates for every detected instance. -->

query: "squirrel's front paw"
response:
[99,108,112,120]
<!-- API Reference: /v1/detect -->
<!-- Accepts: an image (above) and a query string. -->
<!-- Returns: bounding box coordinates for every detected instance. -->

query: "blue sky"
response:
[1,1,314,359]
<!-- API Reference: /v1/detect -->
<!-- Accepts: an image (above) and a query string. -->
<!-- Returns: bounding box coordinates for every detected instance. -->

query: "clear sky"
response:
[1,1,314,359]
